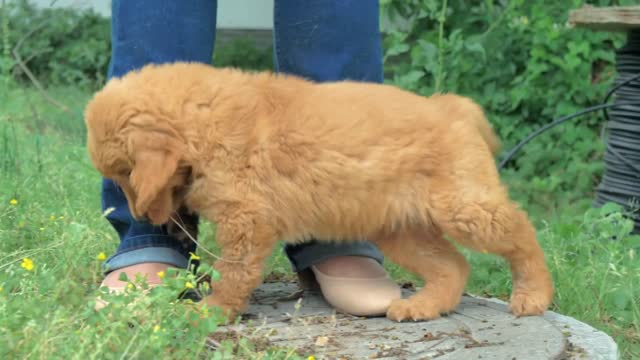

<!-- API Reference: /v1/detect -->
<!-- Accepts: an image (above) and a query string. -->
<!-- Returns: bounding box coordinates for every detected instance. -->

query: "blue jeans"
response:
[102,0,384,274]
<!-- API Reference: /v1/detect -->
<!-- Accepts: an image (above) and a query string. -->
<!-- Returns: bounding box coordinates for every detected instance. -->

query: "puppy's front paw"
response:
[386,298,441,322]
[204,295,240,322]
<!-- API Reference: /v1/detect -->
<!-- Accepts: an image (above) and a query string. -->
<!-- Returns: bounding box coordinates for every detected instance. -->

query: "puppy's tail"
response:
[472,112,501,157]
[431,93,501,157]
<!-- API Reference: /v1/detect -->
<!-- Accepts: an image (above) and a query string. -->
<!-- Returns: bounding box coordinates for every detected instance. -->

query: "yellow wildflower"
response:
[157,271,165,279]
[307,356,316,360]
[189,252,200,261]
[185,282,194,289]
[50,215,56,221]
[9,199,18,205]
[153,325,161,333]
[96,252,107,261]
[127,283,134,290]
[21,258,34,271]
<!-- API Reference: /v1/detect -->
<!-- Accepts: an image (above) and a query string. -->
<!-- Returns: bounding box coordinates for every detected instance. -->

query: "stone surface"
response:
[213,282,619,359]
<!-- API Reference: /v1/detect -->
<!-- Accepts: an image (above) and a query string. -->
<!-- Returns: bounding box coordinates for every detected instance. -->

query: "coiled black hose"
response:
[498,29,640,233]
[593,29,640,233]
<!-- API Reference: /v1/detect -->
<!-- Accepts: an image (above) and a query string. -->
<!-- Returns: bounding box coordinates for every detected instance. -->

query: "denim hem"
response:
[103,247,190,274]
[284,240,385,273]
[109,234,193,255]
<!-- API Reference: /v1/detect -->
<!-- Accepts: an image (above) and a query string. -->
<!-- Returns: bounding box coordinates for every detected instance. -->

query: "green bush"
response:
[212,37,274,71]
[1,0,110,89]
[0,0,274,89]
[381,0,634,213]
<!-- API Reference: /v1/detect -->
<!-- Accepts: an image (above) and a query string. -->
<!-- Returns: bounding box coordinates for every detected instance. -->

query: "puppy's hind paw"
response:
[509,291,551,317]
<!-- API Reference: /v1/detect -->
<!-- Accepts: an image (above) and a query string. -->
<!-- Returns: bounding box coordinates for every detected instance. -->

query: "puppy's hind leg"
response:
[373,228,470,322]
[431,190,554,317]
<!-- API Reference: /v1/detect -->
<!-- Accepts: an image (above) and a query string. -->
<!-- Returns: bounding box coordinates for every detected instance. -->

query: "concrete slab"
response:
[212,282,619,359]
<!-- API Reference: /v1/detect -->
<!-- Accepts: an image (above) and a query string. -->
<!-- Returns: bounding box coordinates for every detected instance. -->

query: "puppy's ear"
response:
[127,128,184,223]
[130,148,180,221]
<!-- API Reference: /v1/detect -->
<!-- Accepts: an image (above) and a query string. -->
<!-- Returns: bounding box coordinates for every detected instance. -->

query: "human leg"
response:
[99,0,217,295]
[273,0,401,316]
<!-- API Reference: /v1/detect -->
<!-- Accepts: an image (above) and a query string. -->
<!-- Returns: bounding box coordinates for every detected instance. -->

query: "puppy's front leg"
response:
[203,216,278,321]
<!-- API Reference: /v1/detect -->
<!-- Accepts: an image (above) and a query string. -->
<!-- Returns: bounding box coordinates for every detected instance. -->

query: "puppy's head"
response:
[84,74,192,225]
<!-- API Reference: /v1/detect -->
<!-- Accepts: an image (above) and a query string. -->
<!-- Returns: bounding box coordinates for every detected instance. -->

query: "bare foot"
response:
[310,256,401,316]
[313,256,387,278]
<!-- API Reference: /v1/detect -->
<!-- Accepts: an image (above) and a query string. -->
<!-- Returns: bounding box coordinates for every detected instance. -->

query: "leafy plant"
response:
[380,0,634,212]
[1,0,276,90]
[1,0,110,89]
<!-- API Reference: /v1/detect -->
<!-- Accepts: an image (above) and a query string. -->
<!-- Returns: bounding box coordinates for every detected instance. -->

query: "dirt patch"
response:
[207,329,274,354]
[558,340,588,360]
[263,271,297,283]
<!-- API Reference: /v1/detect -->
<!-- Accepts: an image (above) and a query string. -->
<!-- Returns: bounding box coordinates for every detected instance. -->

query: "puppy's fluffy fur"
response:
[85,62,553,321]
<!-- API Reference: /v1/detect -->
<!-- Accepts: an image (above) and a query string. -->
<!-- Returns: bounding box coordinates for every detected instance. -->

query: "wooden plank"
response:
[569,5,640,32]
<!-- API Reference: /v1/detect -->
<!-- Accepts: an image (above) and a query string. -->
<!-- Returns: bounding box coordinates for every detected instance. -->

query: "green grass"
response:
[1,84,639,359]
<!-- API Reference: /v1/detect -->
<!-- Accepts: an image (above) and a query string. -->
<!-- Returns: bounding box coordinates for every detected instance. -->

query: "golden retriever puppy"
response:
[84,62,553,322]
